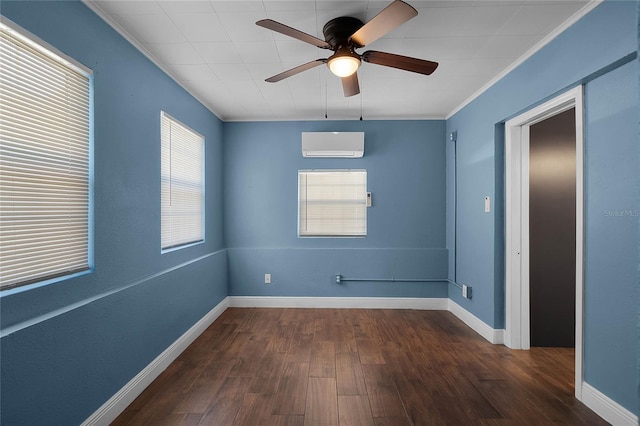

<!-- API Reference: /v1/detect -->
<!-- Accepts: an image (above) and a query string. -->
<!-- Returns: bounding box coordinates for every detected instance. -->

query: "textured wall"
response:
[582,59,638,413]
[0,2,227,424]
[446,0,638,414]
[223,120,448,298]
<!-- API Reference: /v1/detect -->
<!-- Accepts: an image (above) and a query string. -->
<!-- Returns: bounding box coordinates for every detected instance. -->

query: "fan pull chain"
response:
[325,77,328,119]
[359,77,363,121]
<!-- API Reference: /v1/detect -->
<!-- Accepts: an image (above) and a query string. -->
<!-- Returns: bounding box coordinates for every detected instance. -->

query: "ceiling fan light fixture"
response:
[328,54,361,77]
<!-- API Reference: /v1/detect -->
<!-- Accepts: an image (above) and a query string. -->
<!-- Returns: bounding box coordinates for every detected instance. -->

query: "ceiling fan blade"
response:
[256,19,330,49]
[342,73,360,97]
[265,59,327,83]
[349,0,417,47]
[362,50,438,75]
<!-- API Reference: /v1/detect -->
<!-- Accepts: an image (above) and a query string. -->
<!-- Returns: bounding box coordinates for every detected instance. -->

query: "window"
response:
[161,112,204,251]
[0,20,92,290]
[298,169,367,237]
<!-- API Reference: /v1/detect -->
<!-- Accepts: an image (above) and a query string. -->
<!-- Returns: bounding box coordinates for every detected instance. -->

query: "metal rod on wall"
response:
[335,274,462,289]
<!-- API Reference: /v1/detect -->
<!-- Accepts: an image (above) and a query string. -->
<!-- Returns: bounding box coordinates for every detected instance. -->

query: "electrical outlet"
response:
[462,284,473,299]
[264,273,271,284]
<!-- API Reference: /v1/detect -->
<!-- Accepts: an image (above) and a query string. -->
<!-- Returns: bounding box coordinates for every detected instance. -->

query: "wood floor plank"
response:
[309,340,336,378]
[241,308,281,333]
[380,344,418,378]
[372,315,400,344]
[393,375,448,424]
[361,364,408,420]
[248,350,287,394]
[228,337,271,377]
[269,415,306,426]
[304,377,338,426]
[286,335,313,363]
[313,317,329,341]
[221,331,254,360]
[267,324,296,352]
[415,360,460,398]
[276,308,299,325]
[195,356,237,385]
[171,357,235,414]
[337,395,374,426]
[198,376,252,425]
[158,413,203,426]
[233,309,263,332]
[333,324,358,354]
[272,362,310,415]
[232,393,275,426]
[432,395,482,425]
[350,311,379,340]
[372,417,411,426]
[356,338,385,365]
[336,352,367,396]
[314,310,348,341]
[173,381,224,414]
[294,316,316,338]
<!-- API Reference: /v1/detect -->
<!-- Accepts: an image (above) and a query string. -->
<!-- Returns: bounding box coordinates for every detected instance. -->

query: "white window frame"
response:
[298,169,367,238]
[0,18,93,291]
[160,111,204,252]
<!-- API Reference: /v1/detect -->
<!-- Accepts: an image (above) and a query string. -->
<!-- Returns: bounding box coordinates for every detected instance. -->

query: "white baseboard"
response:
[81,297,229,426]
[448,300,505,344]
[227,296,448,310]
[581,382,638,426]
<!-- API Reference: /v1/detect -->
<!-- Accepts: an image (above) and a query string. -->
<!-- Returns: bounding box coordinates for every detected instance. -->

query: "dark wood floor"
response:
[112,308,607,425]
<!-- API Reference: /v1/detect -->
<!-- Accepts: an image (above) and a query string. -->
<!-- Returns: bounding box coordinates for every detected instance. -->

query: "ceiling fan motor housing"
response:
[322,17,364,49]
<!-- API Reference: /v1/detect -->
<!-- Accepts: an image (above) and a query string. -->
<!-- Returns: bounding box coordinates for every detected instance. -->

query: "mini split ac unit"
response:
[301,132,364,158]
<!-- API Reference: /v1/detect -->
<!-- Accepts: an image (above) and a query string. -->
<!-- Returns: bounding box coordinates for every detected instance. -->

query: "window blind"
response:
[0,21,91,290]
[161,112,204,250]
[298,170,367,237]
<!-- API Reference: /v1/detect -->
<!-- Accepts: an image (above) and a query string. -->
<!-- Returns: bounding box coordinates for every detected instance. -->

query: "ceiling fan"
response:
[256,0,438,97]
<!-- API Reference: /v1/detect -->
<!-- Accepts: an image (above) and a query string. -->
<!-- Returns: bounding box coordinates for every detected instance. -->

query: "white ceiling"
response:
[85,0,595,121]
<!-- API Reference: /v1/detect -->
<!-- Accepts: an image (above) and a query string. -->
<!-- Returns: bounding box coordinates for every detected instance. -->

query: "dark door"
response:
[529,108,576,348]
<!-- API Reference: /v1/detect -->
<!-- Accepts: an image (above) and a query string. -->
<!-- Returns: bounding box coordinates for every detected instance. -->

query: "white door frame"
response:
[504,86,584,400]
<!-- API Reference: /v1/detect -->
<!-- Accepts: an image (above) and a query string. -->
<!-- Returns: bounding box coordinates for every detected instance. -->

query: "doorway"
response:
[504,86,584,399]
[529,108,576,348]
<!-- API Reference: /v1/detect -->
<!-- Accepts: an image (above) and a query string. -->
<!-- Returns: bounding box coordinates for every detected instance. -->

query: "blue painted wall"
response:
[583,59,639,414]
[0,2,227,424]
[446,0,638,414]
[223,120,448,298]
